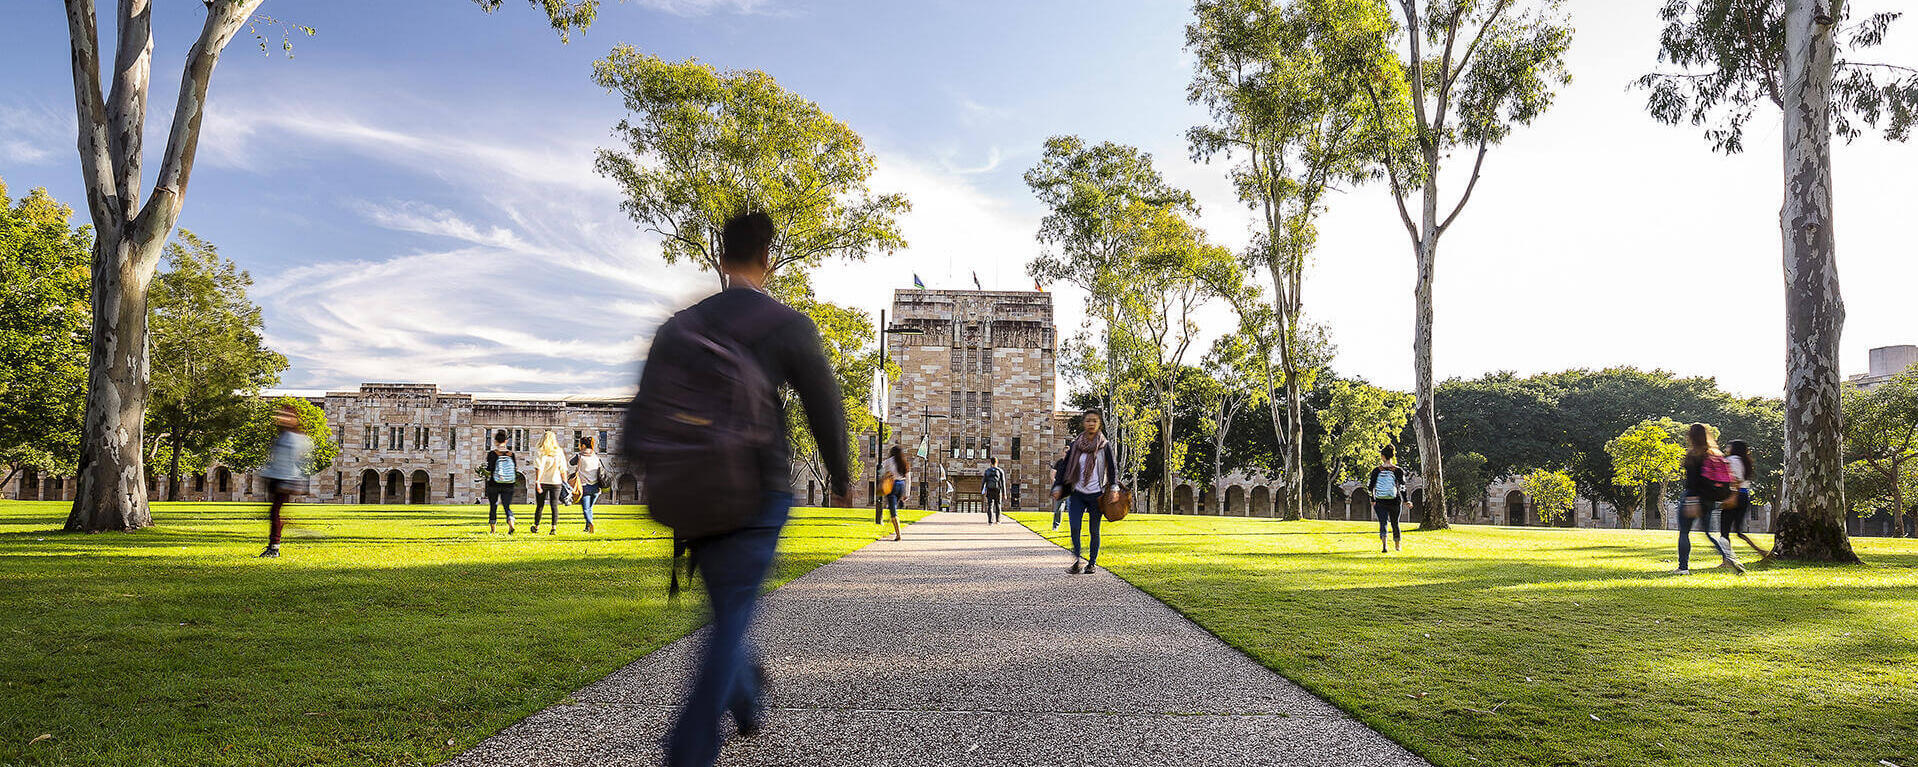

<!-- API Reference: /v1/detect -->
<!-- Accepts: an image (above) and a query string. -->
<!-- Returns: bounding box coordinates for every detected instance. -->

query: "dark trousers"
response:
[984,490,1003,523]
[879,485,902,523]
[1067,491,1102,564]
[266,479,291,545]
[487,486,516,526]
[535,483,563,527]
[668,491,789,767]
[1678,495,1736,570]
[1374,499,1402,541]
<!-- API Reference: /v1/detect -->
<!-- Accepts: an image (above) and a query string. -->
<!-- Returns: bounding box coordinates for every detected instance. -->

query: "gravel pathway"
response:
[443,512,1432,766]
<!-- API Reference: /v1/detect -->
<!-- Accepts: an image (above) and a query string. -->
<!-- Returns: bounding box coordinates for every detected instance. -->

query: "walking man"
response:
[982,457,1006,524]
[256,403,311,558]
[628,212,851,767]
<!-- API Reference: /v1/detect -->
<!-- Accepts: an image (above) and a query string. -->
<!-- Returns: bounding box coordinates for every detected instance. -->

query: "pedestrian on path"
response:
[1053,409,1119,575]
[256,403,311,558]
[1050,453,1068,531]
[982,457,1006,525]
[570,436,607,534]
[624,211,852,767]
[882,445,909,542]
[1368,445,1408,553]
[531,431,569,534]
[484,430,519,534]
[1721,439,1771,559]
[1676,423,1744,575]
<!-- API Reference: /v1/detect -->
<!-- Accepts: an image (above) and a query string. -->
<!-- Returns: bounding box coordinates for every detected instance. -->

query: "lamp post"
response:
[874,309,923,517]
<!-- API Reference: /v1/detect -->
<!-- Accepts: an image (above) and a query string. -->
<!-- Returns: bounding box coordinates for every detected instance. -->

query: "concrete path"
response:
[445,512,1432,767]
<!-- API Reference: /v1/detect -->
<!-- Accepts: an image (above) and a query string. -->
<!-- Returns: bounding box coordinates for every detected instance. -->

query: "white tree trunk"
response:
[66,231,158,531]
[1412,178,1449,530]
[1773,0,1858,562]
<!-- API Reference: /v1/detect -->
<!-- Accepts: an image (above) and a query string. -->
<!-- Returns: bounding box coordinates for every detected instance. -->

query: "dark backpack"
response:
[621,302,783,539]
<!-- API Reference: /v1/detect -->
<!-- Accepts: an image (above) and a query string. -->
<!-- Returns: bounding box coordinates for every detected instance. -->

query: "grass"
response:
[1014,512,1918,767]
[0,500,924,766]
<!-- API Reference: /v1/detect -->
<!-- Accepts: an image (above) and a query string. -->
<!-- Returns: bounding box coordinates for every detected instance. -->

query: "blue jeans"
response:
[1067,491,1102,564]
[1678,495,1736,570]
[487,486,515,526]
[667,491,790,767]
[579,484,599,526]
[1374,499,1402,541]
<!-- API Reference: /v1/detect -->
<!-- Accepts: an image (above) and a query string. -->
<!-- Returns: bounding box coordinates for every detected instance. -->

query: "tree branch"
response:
[1437,139,1489,235]
[106,0,153,221]
[1442,0,1515,99]
[133,0,266,258]
[1364,83,1421,242]
[64,0,120,227]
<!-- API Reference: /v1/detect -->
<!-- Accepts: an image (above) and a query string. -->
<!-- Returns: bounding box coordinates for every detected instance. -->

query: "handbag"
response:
[1682,497,1702,520]
[880,476,895,497]
[1100,486,1131,522]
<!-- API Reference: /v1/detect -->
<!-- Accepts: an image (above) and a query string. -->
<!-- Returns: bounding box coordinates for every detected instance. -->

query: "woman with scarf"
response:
[1052,409,1120,574]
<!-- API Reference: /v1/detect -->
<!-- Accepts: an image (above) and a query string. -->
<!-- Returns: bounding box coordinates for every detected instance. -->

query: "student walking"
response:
[1053,409,1119,575]
[1722,440,1772,558]
[485,430,520,534]
[1368,445,1408,553]
[571,436,608,534]
[256,403,312,558]
[1677,423,1744,575]
[622,211,852,767]
[529,432,569,534]
[1050,453,1068,531]
[982,457,1006,525]
[881,446,909,542]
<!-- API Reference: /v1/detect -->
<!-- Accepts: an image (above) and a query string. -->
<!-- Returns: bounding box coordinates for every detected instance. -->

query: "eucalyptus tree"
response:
[1123,204,1238,514]
[592,48,910,289]
[1606,418,1688,529]
[1519,468,1577,525]
[1361,0,1573,529]
[55,0,605,531]
[1187,0,1399,520]
[1198,332,1270,514]
[1027,137,1199,483]
[1639,0,1915,562]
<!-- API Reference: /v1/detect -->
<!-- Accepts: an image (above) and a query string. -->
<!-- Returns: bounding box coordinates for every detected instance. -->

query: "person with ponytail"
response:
[1721,439,1771,558]
[1678,423,1744,575]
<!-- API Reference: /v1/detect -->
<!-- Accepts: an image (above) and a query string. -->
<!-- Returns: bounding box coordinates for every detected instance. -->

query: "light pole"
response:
[874,309,922,517]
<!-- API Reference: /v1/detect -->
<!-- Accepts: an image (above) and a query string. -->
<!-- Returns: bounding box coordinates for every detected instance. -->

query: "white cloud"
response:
[0,104,70,167]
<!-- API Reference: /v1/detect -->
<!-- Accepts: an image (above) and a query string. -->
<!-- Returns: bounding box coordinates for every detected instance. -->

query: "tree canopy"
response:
[0,180,90,482]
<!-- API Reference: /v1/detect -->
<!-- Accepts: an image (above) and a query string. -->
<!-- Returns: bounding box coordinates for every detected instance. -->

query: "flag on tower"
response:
[972,271,982,290]
[912,273,925,289]
[1034,278,1046,293]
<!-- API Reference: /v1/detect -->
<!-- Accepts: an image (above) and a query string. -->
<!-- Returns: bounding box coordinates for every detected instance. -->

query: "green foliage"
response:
[0,179,90,478]
[470,0,601,42]
[592,48,910,286]
[1842,368,1918,527]
[224,397,339,476]
[1605,418,1688,526]
[774,273,880,492]
[1638,0,1917,153]
[145,231,288,493]
[1442,451,1489,513]
[1518,468,1577,524]
[1318,380,1415,485]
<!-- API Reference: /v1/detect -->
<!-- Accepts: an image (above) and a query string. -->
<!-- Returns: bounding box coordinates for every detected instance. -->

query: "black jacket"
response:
[1052,441,1120,495]
[683,287,851,497]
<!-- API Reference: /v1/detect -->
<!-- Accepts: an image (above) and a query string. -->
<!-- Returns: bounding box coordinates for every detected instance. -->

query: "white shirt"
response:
[885,456,910,485]
[1727,455,1750,489]
[535,453,569,484]
[1072,446,1108,495]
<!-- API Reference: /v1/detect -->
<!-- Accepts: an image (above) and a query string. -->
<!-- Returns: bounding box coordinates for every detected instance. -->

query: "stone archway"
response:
[386,470,406,504]
[1505,490,1527,526]
[409,470,430,504]
[1174,484,1195,515]
[1250,486,1272,518]
[215,467,232,500]
[1225,485,1246,516]
[617,474,638,504]
[18,468,39,501]
[1408,489,1426,525]
[359,469,380,504]
[1348,488,1370,520]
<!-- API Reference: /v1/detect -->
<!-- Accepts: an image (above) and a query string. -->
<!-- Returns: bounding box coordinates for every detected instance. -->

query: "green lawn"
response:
[1015,513,1918,767]
[0,500,923,766]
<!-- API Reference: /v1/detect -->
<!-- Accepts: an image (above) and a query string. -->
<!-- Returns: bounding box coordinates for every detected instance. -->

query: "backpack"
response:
[1373,467,1400,500]
[492,452,517,484]
[621,302,783,538]
[1699,454,1735,504]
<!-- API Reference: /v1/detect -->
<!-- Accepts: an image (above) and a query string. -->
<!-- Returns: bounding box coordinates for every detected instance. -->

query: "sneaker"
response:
[530,526,539,534]
[1728,559,1746,575]
[258,546,280,558]
[1068,562,1082,574]
[1082,563,1097,574]
[1669,568,1690,575]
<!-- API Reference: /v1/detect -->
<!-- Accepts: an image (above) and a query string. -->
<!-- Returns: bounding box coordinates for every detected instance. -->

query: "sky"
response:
[1,0,1913,400]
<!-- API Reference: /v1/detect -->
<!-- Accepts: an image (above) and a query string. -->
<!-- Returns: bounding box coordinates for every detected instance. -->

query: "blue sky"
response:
[2,0,1914,398]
